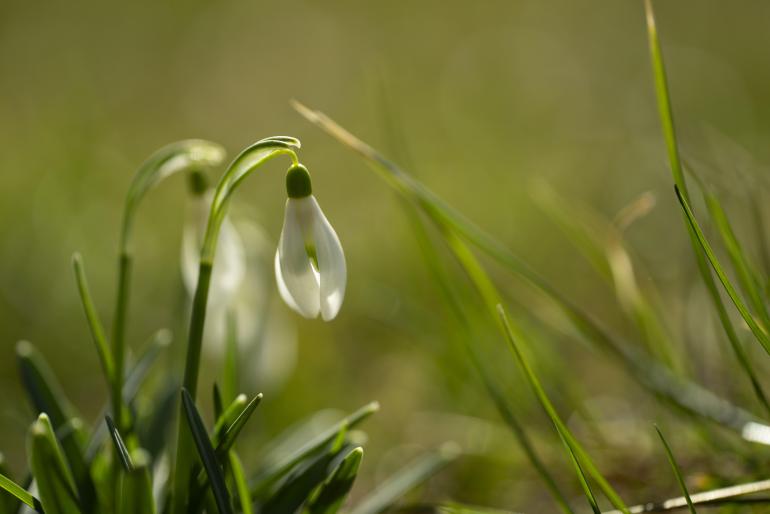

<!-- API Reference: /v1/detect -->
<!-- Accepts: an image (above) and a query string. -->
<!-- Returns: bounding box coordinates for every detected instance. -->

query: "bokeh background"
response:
[3,0,770,511]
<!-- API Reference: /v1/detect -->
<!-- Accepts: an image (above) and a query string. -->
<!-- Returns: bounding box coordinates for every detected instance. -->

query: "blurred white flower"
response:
[181,188,297,392]
[275,168,346,321]
[181,191,246,308]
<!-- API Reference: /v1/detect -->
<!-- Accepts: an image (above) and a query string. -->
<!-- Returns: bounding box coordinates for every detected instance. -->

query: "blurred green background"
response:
[3,0,770,511]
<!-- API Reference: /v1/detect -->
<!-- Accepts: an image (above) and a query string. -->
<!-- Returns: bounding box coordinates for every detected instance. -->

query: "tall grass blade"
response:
[497,306,627,512]
[675,186,770,355]
[702,191,769,327]
[654,426,696,514]
[642,0,770,422]
[350,444,460,514]
[404,204,574,513]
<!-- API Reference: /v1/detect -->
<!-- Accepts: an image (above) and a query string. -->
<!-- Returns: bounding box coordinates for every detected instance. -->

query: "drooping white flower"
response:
[275,164,346,321]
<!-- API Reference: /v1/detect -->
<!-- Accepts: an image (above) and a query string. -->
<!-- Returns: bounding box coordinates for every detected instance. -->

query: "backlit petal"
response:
[309,197,346,321]
[277,198,321,318]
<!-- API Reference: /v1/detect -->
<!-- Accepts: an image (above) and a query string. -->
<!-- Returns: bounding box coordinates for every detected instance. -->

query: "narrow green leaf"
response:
[305,447,363,514]
[497,307,627,512]
[188,393,263,509]
[17,341,96,512]
[702,191,770,327]
[675,186,770,355]
[250,402,379,496]
[655,426,697,514]
[28,414,80,514]
[560,433,600,514]
[0,472,41,512]
[643,0,685,193]
[181,388,234,514]
[350,444,459,514]
[640,0,770,435]
[72,252,114,384]
[105,416,134,472]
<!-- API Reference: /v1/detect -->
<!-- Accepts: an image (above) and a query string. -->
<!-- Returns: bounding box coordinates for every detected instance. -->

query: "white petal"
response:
[309,197,346,321]
[275,251,301,313]
[277,198,321,318]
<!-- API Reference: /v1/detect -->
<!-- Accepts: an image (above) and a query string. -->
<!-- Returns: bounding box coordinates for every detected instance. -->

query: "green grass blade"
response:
[228,452,253,514]
[0,472,41,512]
[117,450,156,514]
[560,433,600,514]
[675,186,770,355]
[643,0,685,193]
[350,445,459,514]
[181,388,234,514]
[642,0,770,423]
[72,252,115,384]
[250,401,379,497]
[28,414,80,514]
[292,101,768,444]
[497,306,627,513]
[105,416,134,472]
[702,191,769,326]
[404,204,574,514]
[305,447,363,514]
[17,341,96,511]
[654,426,697,514]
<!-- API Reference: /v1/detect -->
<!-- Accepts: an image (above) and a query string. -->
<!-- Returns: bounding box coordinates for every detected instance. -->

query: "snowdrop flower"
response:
[275,164,346,320]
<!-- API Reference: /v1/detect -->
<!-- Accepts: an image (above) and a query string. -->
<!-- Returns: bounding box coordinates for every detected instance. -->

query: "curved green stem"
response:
[171,137,299,514]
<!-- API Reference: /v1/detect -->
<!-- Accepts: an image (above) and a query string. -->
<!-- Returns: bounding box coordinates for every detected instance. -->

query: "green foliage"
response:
[0,138,450,514]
